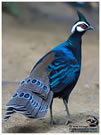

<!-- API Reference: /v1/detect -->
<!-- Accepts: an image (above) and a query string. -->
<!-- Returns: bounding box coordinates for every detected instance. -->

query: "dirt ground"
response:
[2,9,99,133]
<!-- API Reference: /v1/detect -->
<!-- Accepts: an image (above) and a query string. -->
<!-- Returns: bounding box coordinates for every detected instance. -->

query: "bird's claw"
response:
[65,118,79,125]
[49,120,56,125]
[65,118,73,125]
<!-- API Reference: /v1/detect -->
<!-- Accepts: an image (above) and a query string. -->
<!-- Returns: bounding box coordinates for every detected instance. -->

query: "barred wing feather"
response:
[47,51,80,92]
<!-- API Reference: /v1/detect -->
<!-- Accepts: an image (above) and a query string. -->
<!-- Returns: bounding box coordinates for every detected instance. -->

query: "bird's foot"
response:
[49,120,56,125]
[65,118,79,125]
[65,118,73,125]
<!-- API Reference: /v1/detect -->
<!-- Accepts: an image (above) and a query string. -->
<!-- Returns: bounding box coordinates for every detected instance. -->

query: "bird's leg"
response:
[63,99,72,125]
[49,98,56,125]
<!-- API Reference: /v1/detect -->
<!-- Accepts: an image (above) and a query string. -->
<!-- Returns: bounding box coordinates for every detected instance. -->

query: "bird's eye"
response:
[80,24,88,29]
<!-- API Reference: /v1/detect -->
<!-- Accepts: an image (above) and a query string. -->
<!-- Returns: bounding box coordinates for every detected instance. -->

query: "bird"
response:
[4,11,94,125]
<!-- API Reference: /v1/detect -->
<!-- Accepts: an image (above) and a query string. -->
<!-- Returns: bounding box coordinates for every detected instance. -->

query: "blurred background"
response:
[2,2,99,133]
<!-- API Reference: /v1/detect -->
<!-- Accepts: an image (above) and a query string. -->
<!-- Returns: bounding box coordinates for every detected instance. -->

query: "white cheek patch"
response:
[77,26,85,32]
[71,21,88,33]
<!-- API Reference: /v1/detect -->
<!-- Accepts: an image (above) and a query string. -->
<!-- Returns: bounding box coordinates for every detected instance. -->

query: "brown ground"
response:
[2,8,99,133]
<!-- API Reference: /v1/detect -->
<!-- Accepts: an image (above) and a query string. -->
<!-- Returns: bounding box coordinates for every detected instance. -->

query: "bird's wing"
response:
[47,49,80,93]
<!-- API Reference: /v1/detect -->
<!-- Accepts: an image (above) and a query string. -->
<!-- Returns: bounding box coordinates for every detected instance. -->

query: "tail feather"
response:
[4,53,54,121]
[4,90,53,120]
[36,91,52,118]
[3,107,15,120]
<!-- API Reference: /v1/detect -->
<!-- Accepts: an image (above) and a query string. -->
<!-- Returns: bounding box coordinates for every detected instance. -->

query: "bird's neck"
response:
[67,32,82,65]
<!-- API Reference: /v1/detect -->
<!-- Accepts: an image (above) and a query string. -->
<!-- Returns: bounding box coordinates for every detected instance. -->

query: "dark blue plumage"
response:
[4,11,93,125]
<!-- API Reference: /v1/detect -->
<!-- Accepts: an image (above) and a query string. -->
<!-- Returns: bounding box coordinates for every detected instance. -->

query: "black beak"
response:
[87,25,94,30]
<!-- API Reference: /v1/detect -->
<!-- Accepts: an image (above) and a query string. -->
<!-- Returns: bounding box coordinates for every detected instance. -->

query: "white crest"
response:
[71,21,88,33]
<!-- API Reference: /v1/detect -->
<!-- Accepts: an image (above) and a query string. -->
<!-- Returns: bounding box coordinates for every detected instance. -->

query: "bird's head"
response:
[71,11,94,34]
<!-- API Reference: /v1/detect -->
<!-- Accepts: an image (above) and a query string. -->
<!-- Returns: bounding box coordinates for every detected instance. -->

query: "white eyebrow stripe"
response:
[71,21,88,33]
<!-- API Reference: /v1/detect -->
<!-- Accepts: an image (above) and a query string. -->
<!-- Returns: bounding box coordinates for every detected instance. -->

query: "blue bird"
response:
[4,11,94,125]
